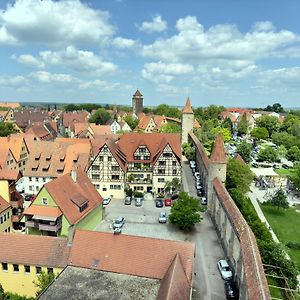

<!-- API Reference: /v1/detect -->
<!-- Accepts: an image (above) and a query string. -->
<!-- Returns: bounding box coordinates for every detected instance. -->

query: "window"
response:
[173,169,177,175]
[47,268,53,274]
[92,174,100,180]
[29,186,33,191]
[36,186,40,192]
[36,266,41,274]
[29,177,32,182]
[3,214,6,222]
[158,178,165,183]
[172,161,177,166]
[111,166,119,171]
[111,175,119,180]
[7,212,9,219]
[163,153,172,157]
[158,169,165,175]
[35,177,39,182]
[42,198,48,205]
[109,185,121,190]
[134,156,141,160]
[24,265,30,274]
[13,264,19,272]
[144,156,150,160]
[2,263,8,272]
[0,216,2,224]
[159,161,166,166]
[102,187,107,191]
[79,202,88,212]
[94,184,100,189]
[92,165,100,171]
[108,156,112,162]
[99,156,103,162]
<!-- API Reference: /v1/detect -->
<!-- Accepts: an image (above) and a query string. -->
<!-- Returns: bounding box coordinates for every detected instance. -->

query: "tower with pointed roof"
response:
[207,133,227,206]
[181,97,194,145]
[132,89,143,115]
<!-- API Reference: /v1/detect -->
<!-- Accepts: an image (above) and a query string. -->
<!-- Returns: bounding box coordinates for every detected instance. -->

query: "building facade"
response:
[132,89,143,115]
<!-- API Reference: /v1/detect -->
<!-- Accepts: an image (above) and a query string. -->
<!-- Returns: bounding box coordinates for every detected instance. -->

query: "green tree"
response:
[124,115,138,130]
[226,158,254,193]
[278,145,287,158]
[159,122,180,133]
[291,164,300,191]
[154,104,181,119]
[33,271,55,296]
[169,191,203,230]
[237,113,248,136]
[194,105,225,123]
[251,127,269,140]
[212,127,231,143]
[222,117,233,132]
[164,178,181,194]
[267,189,289,210]
[257,146,278,163]
[182,143,196,161]
[255,115,280,138]
[89,108,111,125]
[236,140,252,163]
[272,132,299,150]
[286,146,300,162]
[264,103,284,113]
[0,122,18,137]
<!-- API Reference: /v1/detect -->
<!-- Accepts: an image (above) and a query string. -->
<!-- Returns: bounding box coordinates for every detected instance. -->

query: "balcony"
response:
[127,179,152,184]
[10,198,24,208]
[26,220,62,232]
[12,214,22,223]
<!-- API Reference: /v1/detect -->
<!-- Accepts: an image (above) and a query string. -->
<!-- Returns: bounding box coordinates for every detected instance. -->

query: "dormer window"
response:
[35,153,41,161]
[79,202,88,212]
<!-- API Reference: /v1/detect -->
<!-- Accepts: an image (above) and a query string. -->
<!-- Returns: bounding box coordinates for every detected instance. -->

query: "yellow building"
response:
[0,196,12,232]
[0,233,69,297]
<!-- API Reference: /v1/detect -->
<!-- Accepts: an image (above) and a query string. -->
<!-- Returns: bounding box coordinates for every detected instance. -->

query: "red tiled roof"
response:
[24,205,62,219]
[0,102,20,109]
[69,230,195,283]
[0,169,21,180]
[62,111,89,128]
[133,89,142,97]
[45,169,103,225]
[182,98,193,114]
[210,133,227,164]
[157,253,191,300]
[0,195,10,213]
[0,232,70,268]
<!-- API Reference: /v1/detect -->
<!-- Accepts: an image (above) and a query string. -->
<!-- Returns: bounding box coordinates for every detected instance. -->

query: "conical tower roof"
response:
[210,133,227,163]
[133,89,142,97]
[182,97,193,114]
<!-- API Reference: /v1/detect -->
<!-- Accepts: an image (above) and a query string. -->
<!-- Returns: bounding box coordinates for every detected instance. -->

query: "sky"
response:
[1,0,300,108]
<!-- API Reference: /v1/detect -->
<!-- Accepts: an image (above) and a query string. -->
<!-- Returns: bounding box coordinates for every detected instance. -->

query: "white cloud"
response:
[112,37,138,49]
[252,21,276,32]
[260,67,300,87]
[79,79,120,91]
[0,75,25,86]
[31,71,74,83]
[0,0,115,46]
[11,54,45,68]
[137,15,167,33]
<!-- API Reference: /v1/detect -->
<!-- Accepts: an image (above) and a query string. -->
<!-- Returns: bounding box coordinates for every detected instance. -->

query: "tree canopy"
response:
[124,115,138,130]
[255,115,280,138]
[159,122,180,133]
[267,189,289,210]
[169,191,203,230]
[34,271,55,296]
[0,122,18,137]
[64,103,103,112]
[251,127,269,140]
[257,145,279,163]
[264,103,284,113]
[237,113,248,136]
[236,140,252,163]
[153,104,181,119]
[286,146,300,162]
[89,108,111,125]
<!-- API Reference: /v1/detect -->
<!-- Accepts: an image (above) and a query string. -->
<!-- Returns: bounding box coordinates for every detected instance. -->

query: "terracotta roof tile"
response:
[74,122,88,136]
[24,205,62,219]
[0,102,20,109]
[89,124,112,136]
[14,110,51,129]
[182,97,193,114]
[69,230,195,282]
[62,111,89,128]
[0,232,70,268]
[0,169,21,180]
[0,195,10,213]
[210,133,227,164]
[157,253,191,300]
[45,169,103,225]
[138,115,152,130]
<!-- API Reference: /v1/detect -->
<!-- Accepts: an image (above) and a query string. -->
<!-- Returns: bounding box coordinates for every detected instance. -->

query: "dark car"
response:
[282,164,290,169]
[156,199,164,208]
[124,196,132,205]
[224,281,239,299]
[171,194,179,200]
[24,194,33,201]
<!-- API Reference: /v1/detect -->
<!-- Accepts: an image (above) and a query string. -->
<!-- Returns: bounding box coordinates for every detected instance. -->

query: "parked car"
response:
[224,281,239,299]
[164,198,172,206]
[191,166,196,173]
[217,260,233,280]
[103,197,111,205]
[196,183,202,190]
[197,190,203,197]
[158,212,167,223]
[171,194,179,200]
[113,217,125,229]
[135,197,143,207]
[201,197,207,205]
[190,160,196,168]
[24,194,33,201]
[29,195,36,202]
[155,199,164,208]
[124,196,132,205]
[194,172,200,180]
[282,164,290,169]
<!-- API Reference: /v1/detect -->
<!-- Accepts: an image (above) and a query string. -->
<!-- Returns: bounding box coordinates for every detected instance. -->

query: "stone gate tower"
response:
[132,89,143,115]
[181,97,194,145]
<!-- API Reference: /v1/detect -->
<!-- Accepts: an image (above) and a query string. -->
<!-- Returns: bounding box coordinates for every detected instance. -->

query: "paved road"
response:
[182,157,225,300]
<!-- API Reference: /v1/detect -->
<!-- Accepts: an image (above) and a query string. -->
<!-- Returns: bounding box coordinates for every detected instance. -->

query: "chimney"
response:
[71,169,77,183]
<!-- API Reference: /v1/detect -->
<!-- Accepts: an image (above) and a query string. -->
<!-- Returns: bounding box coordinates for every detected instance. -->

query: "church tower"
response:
[132,89,143,115]
[181,97,194,145]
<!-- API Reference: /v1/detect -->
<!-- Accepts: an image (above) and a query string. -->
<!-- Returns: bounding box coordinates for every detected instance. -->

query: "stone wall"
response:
[188,132,271,300]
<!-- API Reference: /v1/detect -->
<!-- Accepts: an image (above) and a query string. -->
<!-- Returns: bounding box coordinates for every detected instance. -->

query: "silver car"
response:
[159,212,167,223]
[113,217,125,229]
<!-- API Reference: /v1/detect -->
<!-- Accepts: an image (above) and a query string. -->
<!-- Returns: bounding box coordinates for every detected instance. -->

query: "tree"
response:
[236,140,252,163]
[264,103,284,113]
[267,189,289,210]
[124,115,138,130]
[272,132,299,150]
[33,271,55,296]
[159,122,180,133]
[257,146,278,163]
[169,191,203,230]
[182,143,196,161]
[286,146,300,162]
[251,127,269,140]
[222,117,233,132]
[194,105,225,123]
[255,115,280,138]
[0,122,18,137]
[89,108,110,125]
[278,145,287,158]
[226,158,254,193]
[237,113,248,136]
[212,127,231,143]
[291,164,300,191]
[153,104,181,119]
[164,178,181,194]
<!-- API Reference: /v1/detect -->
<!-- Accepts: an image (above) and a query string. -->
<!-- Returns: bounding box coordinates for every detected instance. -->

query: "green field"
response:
[261,204,300,271]
[275,168,295,176]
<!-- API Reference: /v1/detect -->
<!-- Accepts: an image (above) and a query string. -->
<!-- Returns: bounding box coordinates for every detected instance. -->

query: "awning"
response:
[24,205,62,221]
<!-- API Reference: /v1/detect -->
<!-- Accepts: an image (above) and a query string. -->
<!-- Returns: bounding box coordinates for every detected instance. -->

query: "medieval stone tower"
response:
[181,97,194,145]
[132,89,143,115]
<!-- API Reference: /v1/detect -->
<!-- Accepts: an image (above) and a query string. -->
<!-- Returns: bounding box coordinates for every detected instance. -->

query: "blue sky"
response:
[1,0,300,108]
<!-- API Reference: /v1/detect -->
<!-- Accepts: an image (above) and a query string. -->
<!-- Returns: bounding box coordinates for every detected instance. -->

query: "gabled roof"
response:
[0,169,21,181]
[14,109,51,129]
[138,115,153,130]
[74,122,88,136]
[0,195,10,213]
[62,111,89,128]
[133,89,142,97]
[157,253,191,300]
[0,102,20,109]
[0,136,27,161]
[0,232,70,268]
[210,133,227,164]
[182,97,193,114]
[68,230,194,283]
[45,169,103,225]
[24,205,62,219]
[89,124,112,136]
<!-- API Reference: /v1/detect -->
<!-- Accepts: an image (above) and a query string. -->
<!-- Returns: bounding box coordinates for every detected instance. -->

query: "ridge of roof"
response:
[210,133,227,164]
[182,97,193,114]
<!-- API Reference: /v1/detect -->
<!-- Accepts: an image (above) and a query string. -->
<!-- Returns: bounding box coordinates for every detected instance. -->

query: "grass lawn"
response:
[275,168,295,176]
[261,203,300,271]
